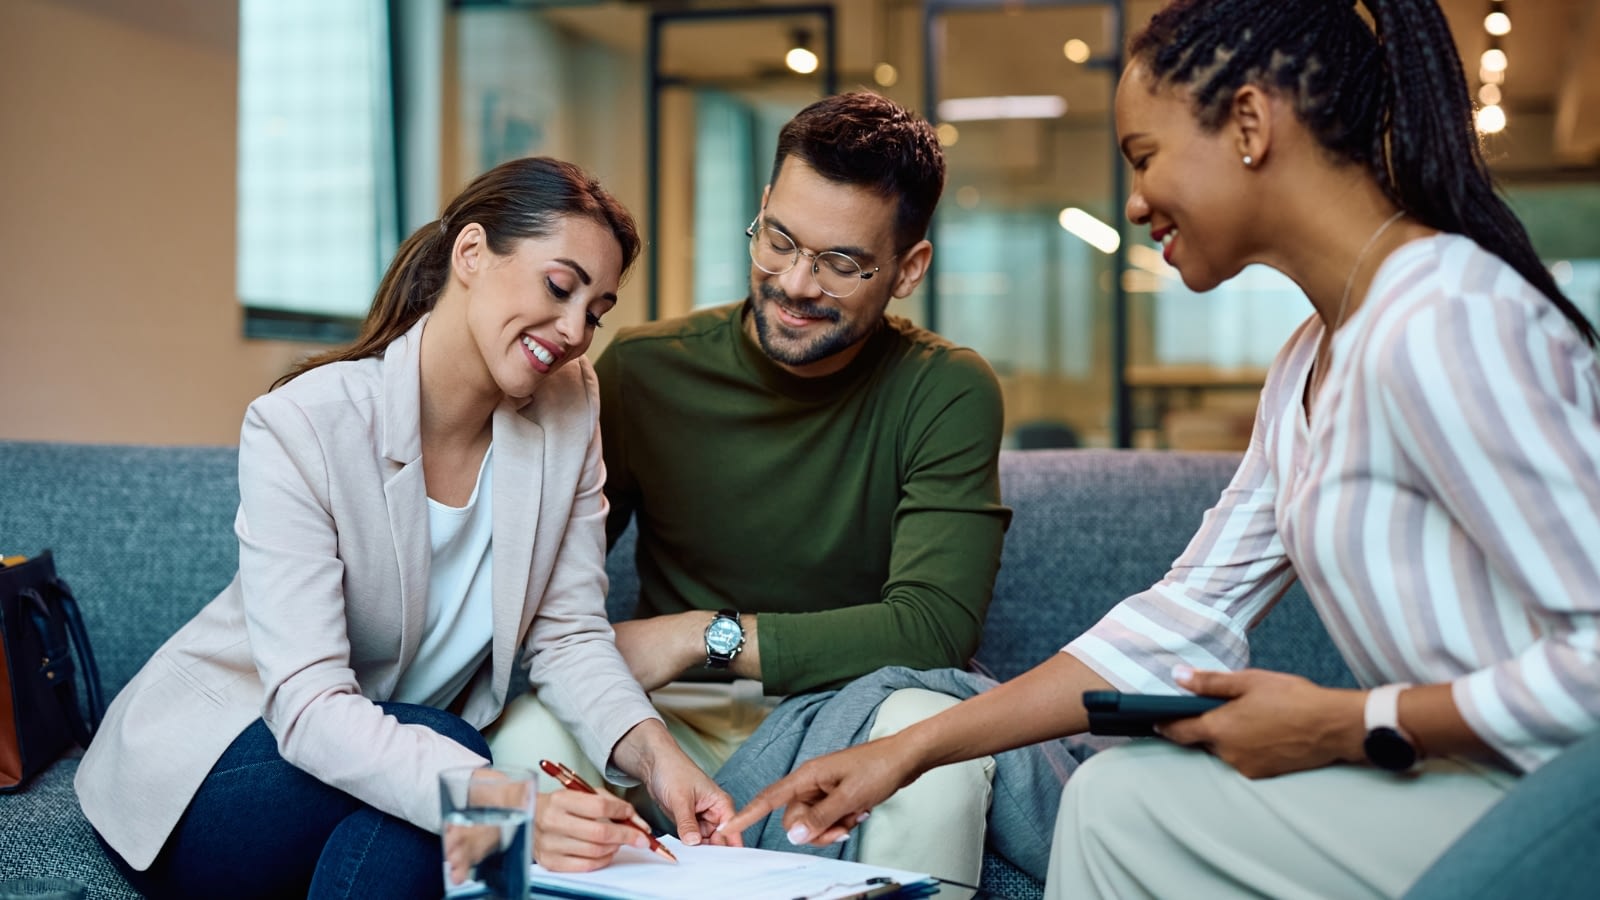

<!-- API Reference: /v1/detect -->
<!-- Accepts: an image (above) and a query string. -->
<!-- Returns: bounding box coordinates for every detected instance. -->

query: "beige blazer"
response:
[76,315,660,870]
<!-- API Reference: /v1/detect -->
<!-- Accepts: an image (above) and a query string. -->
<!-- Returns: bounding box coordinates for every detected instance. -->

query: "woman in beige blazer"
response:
[76,157,735,899]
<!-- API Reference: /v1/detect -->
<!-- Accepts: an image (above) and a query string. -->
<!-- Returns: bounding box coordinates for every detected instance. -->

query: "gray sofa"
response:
[0,441,1354,898]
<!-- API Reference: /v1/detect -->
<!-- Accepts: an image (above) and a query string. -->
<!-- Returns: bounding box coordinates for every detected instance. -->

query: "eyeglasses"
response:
[746,217,879,298]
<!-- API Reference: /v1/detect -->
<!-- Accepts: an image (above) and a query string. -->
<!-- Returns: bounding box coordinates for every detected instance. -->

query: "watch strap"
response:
[1363,682,1421,772]
[1363,683,1410,732]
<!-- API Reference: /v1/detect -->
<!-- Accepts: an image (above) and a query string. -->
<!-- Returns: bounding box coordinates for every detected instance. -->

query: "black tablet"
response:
[1083,690,1227,737]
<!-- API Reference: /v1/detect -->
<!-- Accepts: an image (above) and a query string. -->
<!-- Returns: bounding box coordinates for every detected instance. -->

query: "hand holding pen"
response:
[539,759,679,864]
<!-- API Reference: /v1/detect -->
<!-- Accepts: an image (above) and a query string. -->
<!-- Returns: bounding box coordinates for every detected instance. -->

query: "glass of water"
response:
[440,765,535,899]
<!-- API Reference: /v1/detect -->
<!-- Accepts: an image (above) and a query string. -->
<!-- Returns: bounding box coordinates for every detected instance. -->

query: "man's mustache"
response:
[757,283,840,322]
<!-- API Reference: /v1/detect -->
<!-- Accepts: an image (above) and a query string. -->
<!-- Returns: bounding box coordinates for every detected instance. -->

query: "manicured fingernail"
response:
[714,823,726,833]
[682,832,701,846]
[787,824,810,845]
[832,832,850,844]
[856,811,871,823]
[1172,664,1194,684]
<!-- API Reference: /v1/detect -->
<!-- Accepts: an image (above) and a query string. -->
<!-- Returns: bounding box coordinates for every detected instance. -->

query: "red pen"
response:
[538,758,679,863]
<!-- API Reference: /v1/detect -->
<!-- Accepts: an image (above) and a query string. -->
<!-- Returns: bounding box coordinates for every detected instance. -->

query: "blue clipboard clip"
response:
[792,875,941,900]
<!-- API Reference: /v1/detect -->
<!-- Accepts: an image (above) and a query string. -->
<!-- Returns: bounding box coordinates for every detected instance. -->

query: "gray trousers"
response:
[1047,740,1514,900]
[1403,729,1600,900]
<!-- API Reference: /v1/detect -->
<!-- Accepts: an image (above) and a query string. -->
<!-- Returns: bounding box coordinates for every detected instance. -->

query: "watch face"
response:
[1364,727,1418,772]
[706,617,743,655]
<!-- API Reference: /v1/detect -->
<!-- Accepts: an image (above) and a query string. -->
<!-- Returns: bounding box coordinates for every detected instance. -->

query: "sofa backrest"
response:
[1,441,240,696]
[0,442,1353,701]
[607,449,1353,687]
[978,450,1353,686]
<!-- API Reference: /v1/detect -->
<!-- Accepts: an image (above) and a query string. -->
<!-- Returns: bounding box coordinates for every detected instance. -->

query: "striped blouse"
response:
[1066,234,1600,773]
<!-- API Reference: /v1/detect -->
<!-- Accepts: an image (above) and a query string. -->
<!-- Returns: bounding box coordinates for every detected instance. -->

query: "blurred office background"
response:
[2,0,1596,448]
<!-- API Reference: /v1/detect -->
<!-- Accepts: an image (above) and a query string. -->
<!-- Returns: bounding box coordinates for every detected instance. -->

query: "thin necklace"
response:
[1333,209,1406,336]
[1311,209,1405,408]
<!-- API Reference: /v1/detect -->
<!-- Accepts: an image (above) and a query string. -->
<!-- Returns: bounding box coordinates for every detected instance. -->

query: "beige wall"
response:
[0,0,314,446]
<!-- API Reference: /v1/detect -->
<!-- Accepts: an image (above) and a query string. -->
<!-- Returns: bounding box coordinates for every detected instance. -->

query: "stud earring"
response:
[1242,154,1254,167]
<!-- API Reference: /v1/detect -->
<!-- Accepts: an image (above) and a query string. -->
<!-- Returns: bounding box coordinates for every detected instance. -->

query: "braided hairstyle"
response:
[273,156,642,389]
[1129,0,1597,345]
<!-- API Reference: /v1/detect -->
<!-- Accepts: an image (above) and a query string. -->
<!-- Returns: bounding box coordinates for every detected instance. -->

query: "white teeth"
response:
[1161,230,1176,247]
[522,336,555,365]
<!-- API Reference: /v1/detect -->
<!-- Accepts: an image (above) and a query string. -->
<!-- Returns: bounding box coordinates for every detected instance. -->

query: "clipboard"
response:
[527,837,941,899]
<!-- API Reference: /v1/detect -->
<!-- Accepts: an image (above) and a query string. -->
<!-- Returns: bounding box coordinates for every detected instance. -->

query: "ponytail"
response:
[271,221,450,390]
[271,156,642,390]
[1366,0,1596,345]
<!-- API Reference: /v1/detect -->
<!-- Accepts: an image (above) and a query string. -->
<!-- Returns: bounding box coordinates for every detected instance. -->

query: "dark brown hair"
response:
[1129,0,1595,345]
[274,156,642,389]
[769,91,945,252]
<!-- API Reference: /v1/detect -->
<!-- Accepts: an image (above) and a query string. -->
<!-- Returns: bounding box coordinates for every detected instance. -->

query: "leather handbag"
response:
[0,551,105,792]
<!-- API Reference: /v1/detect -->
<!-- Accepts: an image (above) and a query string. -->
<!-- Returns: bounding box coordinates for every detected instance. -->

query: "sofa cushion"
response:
[0,442,240,697]
[0,755,139,898]
[978,449,1354,687]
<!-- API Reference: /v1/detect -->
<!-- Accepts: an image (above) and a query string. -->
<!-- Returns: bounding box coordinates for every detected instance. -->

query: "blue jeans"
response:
[1403,729,1600,900]
[95,702,490,900]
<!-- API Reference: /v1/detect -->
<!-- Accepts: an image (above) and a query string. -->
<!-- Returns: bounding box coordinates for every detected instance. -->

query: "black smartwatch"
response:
[703,608,745,669]
[1363,683,1420,773]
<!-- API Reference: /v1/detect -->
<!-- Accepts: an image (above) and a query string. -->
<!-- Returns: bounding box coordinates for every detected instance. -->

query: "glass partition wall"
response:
[446,0,1597,450]
[924,0,1126,448]
[922,0,1295,450]
[647,7,836,320]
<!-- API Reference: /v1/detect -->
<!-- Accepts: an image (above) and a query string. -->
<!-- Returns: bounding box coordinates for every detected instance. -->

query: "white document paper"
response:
[527,837,938,899]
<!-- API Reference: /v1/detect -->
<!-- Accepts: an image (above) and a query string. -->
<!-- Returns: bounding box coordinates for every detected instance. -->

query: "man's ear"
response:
[760,184,771,209]
[889,240,933,299]
[451,223,488,285]
[1230,84,1274,167]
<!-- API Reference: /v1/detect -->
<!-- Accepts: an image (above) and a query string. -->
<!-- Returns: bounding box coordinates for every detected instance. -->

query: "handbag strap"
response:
[21,577,104,746]
[52,576,105,730]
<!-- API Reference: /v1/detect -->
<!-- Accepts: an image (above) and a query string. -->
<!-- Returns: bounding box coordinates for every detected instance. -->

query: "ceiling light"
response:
[1479,65,1504,85]
[1063,39,1090,63]
[1475,104,1507,134]
[1477,83,1502,106]
[786,47,818,75]
[1480,48,1507,73]
[785,29,818,75]
[1484,12,1511,36]
[873,62,898,87]
[936,95,1067,122]
[1058,208,1120,254]
[935,123,960,146]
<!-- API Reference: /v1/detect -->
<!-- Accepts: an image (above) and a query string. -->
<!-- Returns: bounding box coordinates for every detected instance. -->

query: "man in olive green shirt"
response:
[593,303,1008,696]
[492,91,1008,891]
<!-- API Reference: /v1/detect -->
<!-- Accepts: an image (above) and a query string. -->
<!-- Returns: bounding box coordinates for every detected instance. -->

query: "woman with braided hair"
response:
[723,0,1600,896]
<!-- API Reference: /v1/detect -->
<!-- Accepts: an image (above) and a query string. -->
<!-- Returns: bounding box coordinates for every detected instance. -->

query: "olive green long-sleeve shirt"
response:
[594,301,1011,695]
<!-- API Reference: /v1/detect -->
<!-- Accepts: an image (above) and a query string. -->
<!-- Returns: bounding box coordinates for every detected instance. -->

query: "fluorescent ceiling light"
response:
[937,95,1067,122]
[1058,208,1120,254]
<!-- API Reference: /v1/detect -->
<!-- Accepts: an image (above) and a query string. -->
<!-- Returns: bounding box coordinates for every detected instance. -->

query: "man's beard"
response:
[747,282,865,368]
